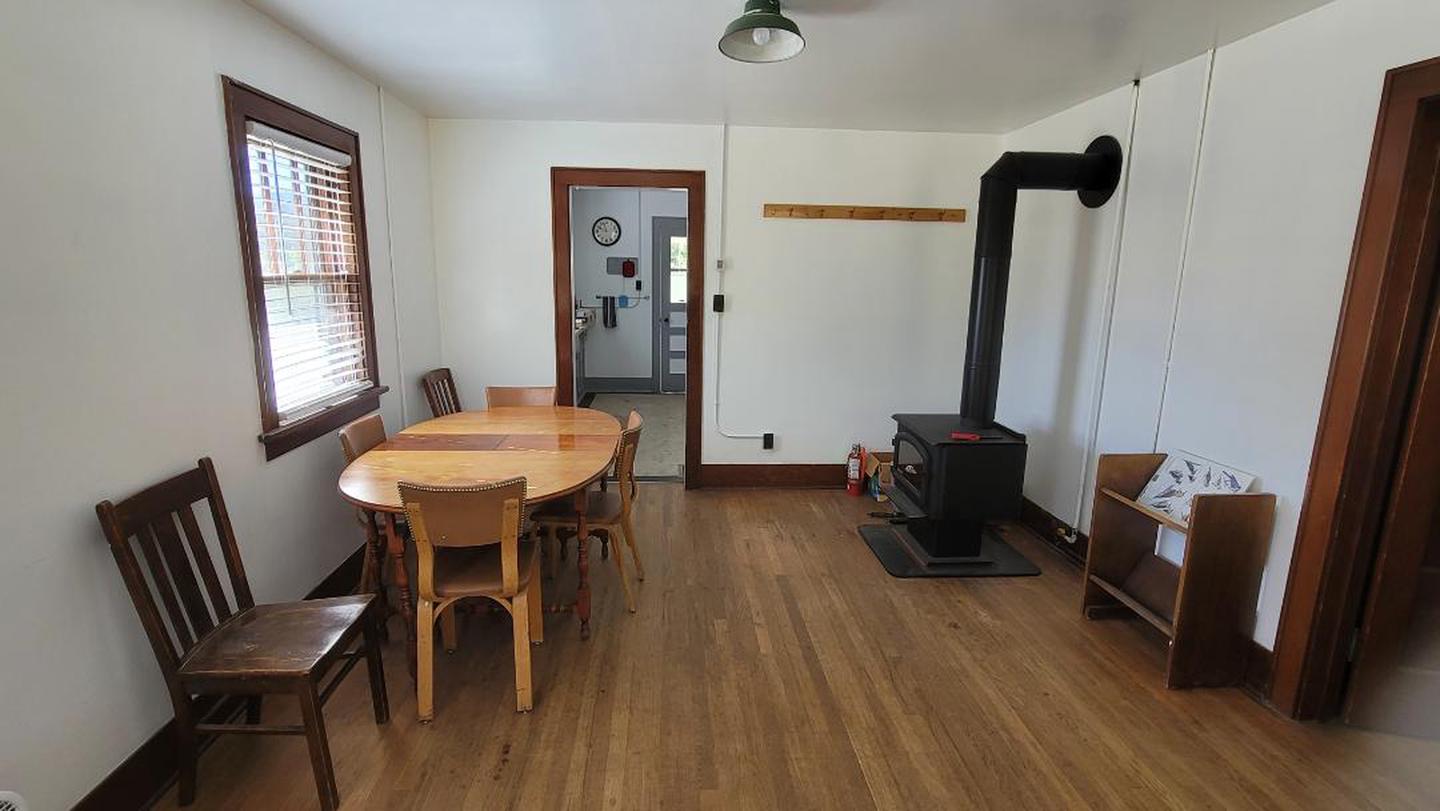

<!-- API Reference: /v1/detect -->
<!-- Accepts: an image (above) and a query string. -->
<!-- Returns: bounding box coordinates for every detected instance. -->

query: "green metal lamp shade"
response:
[719,0,805,63]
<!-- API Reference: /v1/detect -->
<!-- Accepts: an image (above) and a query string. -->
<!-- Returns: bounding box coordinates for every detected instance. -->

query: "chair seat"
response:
[179,595,373,679]
[433,541,539,597]
[533,490,624,524]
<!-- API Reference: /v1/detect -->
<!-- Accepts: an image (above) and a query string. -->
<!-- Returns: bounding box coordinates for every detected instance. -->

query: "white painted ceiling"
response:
[246,0,1331,133]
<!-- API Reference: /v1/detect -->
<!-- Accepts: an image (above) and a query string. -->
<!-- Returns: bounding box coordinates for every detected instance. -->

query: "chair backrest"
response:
[421,368,462,417]
[485,385,557,408]
[399,477,527,598]
[339,412,386,462]
[615,410,643,510]
[95,458,254,683]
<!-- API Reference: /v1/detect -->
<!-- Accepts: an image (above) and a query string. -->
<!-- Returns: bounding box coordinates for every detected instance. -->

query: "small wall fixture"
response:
[719,0,805,63]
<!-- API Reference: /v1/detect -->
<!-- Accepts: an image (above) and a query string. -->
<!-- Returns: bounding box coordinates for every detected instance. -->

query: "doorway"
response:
[550,168,705,484]
[1270,56,1440,729]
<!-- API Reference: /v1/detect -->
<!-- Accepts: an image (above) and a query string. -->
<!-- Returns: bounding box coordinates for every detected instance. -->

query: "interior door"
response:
[653,216,688,393]
[1344,146,1440,740]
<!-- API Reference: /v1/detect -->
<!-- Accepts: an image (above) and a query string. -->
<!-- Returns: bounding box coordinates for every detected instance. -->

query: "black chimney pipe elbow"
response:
[960,135,1124,425]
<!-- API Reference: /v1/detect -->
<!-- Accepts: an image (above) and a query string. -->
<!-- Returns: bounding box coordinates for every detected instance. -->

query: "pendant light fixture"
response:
[719,0,805,63]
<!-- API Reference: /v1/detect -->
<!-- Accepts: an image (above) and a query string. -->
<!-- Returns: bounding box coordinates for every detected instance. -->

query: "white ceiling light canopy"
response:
[719,0,805,63]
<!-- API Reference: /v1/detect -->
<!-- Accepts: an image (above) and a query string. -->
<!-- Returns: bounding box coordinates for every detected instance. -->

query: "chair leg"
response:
[245,696,263,724]
[440,602,459,654]
[510,593,534,712]
[416,599,436,722]
[528,566,544,644]
[609,526,636,613]
[297,683,340,811]
[174,700,199,806]
[363,612,390,725]
[622,514,646,581]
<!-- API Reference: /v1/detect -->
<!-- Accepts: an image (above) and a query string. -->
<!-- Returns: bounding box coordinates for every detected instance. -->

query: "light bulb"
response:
[751,27,772,47]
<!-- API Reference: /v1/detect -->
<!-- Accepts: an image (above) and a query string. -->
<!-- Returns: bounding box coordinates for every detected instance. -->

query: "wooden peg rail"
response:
[762,203,967,223]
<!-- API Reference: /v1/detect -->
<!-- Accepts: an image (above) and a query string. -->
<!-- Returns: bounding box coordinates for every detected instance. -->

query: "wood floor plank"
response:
[153,485,1440,810]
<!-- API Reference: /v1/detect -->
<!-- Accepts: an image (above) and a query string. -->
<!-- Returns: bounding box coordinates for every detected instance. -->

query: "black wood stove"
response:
[889,414,1026,558]
[860,136,1123,578]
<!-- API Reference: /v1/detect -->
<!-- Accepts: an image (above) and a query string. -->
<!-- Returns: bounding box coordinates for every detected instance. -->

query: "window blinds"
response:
[245,127,370,423]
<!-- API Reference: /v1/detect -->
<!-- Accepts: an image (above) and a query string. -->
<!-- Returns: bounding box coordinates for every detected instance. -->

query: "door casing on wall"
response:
[1270,54,1440,720]
[551,167,706,485]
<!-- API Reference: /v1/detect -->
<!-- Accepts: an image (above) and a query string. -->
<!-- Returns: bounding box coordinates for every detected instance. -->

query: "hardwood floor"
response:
[155,486,1439,810]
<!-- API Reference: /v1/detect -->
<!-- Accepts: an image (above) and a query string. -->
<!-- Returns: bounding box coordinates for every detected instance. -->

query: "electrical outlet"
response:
[762,433,774,450]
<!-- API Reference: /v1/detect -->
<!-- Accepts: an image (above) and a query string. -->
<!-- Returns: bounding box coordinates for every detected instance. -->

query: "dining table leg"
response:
[382,512,418,680]
[575,489,591,640]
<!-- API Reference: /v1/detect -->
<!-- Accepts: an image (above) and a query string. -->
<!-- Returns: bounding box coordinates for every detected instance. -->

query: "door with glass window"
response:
[653,217,688,392]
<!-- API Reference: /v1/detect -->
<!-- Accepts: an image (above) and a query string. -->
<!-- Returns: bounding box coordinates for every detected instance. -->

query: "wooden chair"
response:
[535,410,645,613]
[486,385,557,408]
[399,477,543,721]
[95,458,388,810]
[420,367,462,417]
[339,412,391,595]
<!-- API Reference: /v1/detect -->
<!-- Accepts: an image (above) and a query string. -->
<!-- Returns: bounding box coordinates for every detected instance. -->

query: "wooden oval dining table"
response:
[338,406,623,673]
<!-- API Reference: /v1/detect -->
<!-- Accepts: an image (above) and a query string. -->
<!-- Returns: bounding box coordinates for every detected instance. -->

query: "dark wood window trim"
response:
[550,167,706,485]
[1269,55,1440,719]
[221,77,385,460]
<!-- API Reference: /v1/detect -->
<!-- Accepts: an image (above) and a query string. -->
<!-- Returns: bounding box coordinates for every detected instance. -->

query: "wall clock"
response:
[592,216,622,246]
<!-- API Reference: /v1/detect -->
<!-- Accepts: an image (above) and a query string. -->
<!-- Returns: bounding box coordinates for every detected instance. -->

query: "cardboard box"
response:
[864,450,893,502]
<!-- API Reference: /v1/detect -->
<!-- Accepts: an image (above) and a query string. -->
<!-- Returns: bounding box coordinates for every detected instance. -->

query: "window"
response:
[669,235,688,304]
[222,78,386,459]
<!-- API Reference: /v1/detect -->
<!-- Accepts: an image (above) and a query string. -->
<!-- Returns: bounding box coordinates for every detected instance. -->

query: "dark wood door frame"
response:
[551,167,705,484]
[1270,55,1440,719]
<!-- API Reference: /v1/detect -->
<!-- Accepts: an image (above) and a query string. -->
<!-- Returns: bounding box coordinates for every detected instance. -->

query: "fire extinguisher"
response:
[847,444,864,496]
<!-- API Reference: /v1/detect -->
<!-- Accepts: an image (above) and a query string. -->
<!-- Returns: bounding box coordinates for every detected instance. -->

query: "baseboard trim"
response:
[1018,497,1088,567]
[74,544,366,811]
[692,463,845,488]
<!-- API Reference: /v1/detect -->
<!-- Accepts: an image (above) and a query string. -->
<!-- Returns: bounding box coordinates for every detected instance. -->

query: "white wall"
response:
[430,121,1001,463]
[997,87,1134,523]
[1154,0,1440,646]
[712,126,999,461]
[382,88,446,424]
[0,1,439,807]
[568,187,686,383]
[996,0,1440,647]
[429,120,724,410]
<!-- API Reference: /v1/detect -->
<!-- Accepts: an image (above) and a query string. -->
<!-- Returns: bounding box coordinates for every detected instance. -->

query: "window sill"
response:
[258,385,389,461]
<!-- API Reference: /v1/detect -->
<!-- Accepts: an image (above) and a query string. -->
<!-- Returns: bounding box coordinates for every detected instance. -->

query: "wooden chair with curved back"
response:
[399,476,543,721]
[535,410,645,612]
[486,385,557,408]
[96,458,388,810]
[420,367,462,417]
[339,413,389,593]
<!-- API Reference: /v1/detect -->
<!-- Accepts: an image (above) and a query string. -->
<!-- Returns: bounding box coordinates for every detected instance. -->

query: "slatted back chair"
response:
[420,367,463,417]
[534,410,646,613]
[486,385,557,408]
[399,477,543,720]
[96,458,388,810]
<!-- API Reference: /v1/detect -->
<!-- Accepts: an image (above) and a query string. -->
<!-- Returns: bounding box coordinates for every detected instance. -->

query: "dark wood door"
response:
[1343,143,1440,740]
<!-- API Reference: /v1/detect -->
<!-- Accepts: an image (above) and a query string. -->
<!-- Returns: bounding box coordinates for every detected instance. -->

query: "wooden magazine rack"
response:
[1082,453,1275,688]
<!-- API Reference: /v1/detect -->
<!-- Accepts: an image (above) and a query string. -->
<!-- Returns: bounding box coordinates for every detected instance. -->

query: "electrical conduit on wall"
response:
[1066,80,1141,536]
[713,122,764,442]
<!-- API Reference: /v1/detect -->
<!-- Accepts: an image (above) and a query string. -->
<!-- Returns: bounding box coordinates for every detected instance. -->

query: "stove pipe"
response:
[960,135,1124,425]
